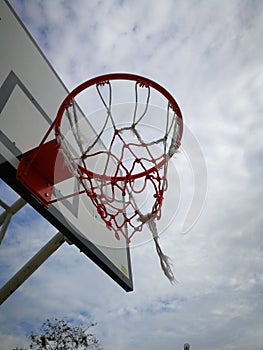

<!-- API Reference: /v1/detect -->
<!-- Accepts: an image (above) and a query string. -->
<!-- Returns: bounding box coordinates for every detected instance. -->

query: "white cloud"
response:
[1,0,263,349]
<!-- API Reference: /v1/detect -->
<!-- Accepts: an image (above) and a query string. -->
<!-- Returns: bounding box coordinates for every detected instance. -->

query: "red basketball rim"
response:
[53,73,184,181]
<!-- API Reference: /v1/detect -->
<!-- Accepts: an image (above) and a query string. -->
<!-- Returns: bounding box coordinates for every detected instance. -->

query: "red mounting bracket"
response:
[16,139,74,207]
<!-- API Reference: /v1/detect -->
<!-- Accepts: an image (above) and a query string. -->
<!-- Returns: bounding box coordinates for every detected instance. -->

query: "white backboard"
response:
[0,0,133,291]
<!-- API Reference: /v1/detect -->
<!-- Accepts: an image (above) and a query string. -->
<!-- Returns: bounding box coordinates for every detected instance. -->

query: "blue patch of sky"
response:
[10,0,50,52]
[38,25,51,50]
[0,262,12,285]
[132,24,139,33]
[78,310,93,320]
[0,180,20,205]
[19,320,37,338]
[141,295,186,314]
[66,313,94,328]
[9,0,30,24]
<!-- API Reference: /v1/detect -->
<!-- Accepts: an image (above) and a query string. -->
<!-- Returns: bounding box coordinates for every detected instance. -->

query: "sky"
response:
[0,0,263,349]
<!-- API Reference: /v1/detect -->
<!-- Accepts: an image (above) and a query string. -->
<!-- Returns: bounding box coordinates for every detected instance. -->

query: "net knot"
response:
[97,204,106,218]
[111,177,117,185]
[106,220,112,230]
[88,191,97,200]
[137,79,149,88]
[97,80,110,87]
[154,190,163,204]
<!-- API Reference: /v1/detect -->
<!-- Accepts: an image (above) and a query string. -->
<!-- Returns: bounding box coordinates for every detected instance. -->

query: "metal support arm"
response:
[0,231,66,305]
[0,197,27,244]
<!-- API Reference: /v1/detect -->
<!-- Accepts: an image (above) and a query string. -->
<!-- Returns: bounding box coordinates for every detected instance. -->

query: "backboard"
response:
[0,0,133,291]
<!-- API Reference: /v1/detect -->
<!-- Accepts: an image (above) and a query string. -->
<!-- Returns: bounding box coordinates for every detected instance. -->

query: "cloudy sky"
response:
[1,0,263,349]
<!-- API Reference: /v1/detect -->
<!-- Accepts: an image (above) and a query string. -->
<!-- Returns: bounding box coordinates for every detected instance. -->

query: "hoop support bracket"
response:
[16,139,73,207]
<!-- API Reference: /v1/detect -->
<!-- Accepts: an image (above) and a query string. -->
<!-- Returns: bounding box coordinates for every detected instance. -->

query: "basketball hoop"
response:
[17,73,183,283]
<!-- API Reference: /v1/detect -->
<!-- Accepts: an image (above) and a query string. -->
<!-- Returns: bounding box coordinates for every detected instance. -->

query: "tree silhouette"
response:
[13,318,102,350]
